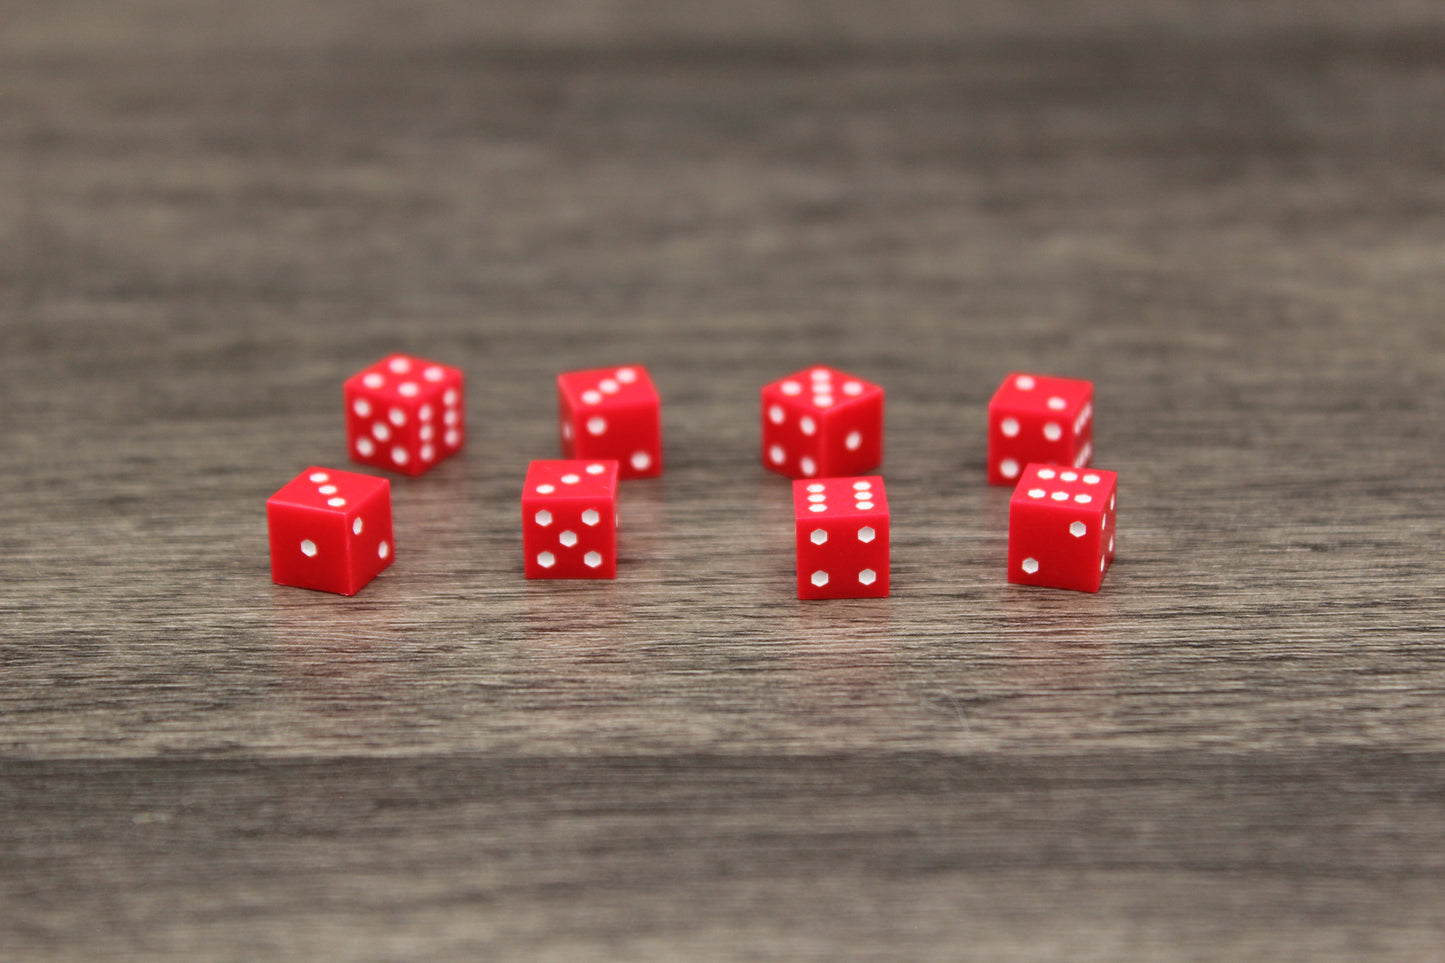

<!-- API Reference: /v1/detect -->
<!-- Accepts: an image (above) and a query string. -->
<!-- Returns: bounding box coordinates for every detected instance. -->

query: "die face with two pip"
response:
[522,460,620,578]
[1007,463,1117,593]
[763,366,884,480]
[267,467,394,596]
[987,372,1093,485]
[557,365,661,479]
[793,476,889,599]
[345,354,465,477]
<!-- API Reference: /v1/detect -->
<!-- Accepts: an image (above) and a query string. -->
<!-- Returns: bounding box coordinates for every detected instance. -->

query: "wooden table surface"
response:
[4,3,1445,959]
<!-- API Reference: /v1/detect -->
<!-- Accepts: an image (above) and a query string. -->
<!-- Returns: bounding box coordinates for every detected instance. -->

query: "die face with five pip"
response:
[987,372,1093,485]
[557,365,662,479]
[522,460,620,578]
[763,366,884,480]
[267,467,394,596]
[793,476,889,599]
[345,353,465,477]
[1007,463,1117,593]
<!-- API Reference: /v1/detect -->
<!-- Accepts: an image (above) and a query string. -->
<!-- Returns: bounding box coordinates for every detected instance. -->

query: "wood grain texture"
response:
[3,2,1445,959]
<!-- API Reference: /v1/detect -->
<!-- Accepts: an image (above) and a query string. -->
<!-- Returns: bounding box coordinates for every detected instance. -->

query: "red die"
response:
[344,353,464,477]
[986,372,1093,485]
[522,460,620,579]
[763,366,884,479]
[1007,463,1117,593]
[793,476,890,599]
[267,467,394,595]
[557,365,662,479]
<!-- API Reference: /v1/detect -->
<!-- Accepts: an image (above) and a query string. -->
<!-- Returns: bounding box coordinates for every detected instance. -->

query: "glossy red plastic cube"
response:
[762,366,884,480]
[345,353,464,476]
[557,365,662,479]
[1007,463,1117,592]
[793,476,889,599]
[986,372,1093,485]
[522,459,620,578]
[267,467,394,595]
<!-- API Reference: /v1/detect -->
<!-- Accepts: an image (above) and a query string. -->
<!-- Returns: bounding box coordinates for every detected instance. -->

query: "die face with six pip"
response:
[763,366,884,480]
[1007,463,1117,593]
[345,353,464,477]
[987,372,1093,485]
[793,476,890,600]
[522,460,620,579]
[267,467,394,596]
[557,365,662,480]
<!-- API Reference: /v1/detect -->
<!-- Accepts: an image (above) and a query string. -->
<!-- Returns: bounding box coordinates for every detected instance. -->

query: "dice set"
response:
[267,356,1118,598]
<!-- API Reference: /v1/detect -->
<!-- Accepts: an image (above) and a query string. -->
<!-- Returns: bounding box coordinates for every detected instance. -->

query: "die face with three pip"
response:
[345,353,465,477]
[986,372,1093,485]
[267,467,394,596]
[793,476,890,600]
[763,366,884,480]
[522,459,620,579]
[1007,463,1117,593]
[557,365,662,479]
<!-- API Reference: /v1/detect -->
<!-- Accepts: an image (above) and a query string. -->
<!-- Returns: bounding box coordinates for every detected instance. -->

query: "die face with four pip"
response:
[763,366,884,480]
[345,354,465,477]
[1007,463,1117,593]
[557,365,662,480]
[267,467,394,595]
[793,476,890,600]
[522,460,620,579]
[987,372,1093,485]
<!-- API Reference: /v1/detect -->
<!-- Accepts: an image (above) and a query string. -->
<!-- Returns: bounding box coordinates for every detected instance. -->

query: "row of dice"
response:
[765,364,1098,489]
[758,364,1099,492]
[267,354,1116,596]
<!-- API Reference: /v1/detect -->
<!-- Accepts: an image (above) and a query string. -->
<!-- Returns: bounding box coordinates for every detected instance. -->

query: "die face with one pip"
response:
[793,476,890,600]
[522,460,619,579]
[557,365,661,479]
[987,372,1093,485]
[763,366,884,480]
[345,353,465,477]
[1007,463,1117,593]
[267,467,394,596]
